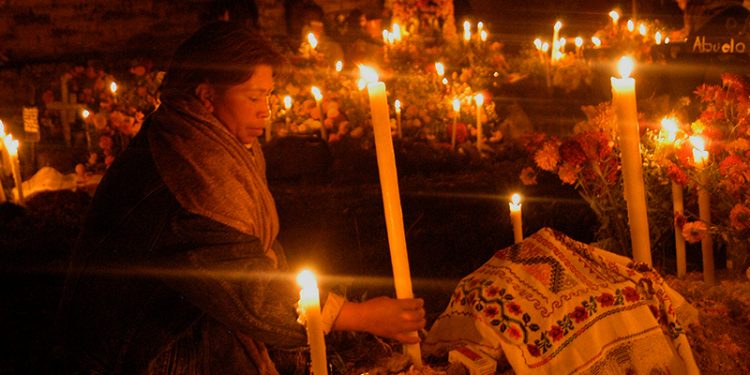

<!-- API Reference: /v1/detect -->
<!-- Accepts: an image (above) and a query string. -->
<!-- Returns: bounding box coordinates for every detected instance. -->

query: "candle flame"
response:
[474,93,484,107]
[638,23,647,36]
[392,23,402,42]
[359,65,379,84]
[307,32,318,49]
[664,36,670,44]
[335,60,343,72]
[81,109,90,119]
[541,42,550,52]
[0,119,4,136]
[394,99,401,113]
[591,36,602,47]
[110,81,118,94]
[617,56,635,78]
[477,21,484,33]
[452,97,461,112]
[435,62,445,77]
[554,21,562,31]
[559,37,566,47]
[690,136,709,165]
[626,19,635,32]
[296,269,317,289]
[311,86,323,102]
[533,38,543,50]
[511,193,522,206]
[3,134,18,156]
[690,135,706,151]
[480,30,488,41]
[609,10,620,23]
[441,77,448,85]
[382,29,389,43]
[575,36,583,47]
[357,78,367,91]
[660,117,679,143]
[654,31,662,45]
[283,95,292,110]
[463,20,471,41]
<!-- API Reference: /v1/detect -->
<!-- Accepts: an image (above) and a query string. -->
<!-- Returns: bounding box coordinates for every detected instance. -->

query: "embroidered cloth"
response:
[424,228,699,375]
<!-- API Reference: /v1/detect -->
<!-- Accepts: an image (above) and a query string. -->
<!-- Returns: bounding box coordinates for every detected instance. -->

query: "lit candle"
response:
[654,31,663,45]
[283,95,293,128]
[638,23,647,37]
[477,21,484,34]
[574,36,583,56]
[480,30,488,42]
[311,86,326,141]
[610,56,652,265]
[691,135,714,284]
[463,20,471,42]
[661,117,686,276]
[110,81,118,95]
[359,65,422,367]
[509,193,523,244]
[392,23,402,42]
[394,99,402,139]
[296,270,328,375]
[552,21,562,62]
[335,60,343,72]
[609,10,620,29]
[435,62,445,78]
[451,97,460,150]
[664,36,670,44]
[474,93,484,153]
[626,19,635,33]
[591,36,602,48]
[4,134,23,205]
[307,32,319,49]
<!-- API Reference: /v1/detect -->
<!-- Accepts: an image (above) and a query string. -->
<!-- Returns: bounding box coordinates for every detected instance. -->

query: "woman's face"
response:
[212,64,274,144]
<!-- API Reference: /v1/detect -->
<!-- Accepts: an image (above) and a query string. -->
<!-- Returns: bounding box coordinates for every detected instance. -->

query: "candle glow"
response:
[690,136,709,166]
[335,60,343,72]
[655,31,663,45]
[509,193,523,244]
[463,20,472,41]
[627,19,635,32]
[435,62,445,77]
[591,36,602,47]
[110,81,118,94]
[575,37,583,48]
[283,95,293,110]
[542,41,550,52]
[307,32,318,49]
[311,86,323,102]
[617,56,634,78]
[81,109,90,119]
[534,38,543,50]
[296,269,328,375]
[609,10,620,25]
[660,117,679,143]
[480,30,488,42]
[638,23,647,36]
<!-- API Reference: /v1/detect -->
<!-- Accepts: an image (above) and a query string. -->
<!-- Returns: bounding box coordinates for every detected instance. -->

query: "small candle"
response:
[435,62,445,78]
[477,21,484,34]
[691,136,714,284]
[609,10,620,29]
[311,86,326,140]
[394,99,402,138]
[552,21,562,62]
[110,81,118,94]
[451,97,460,150]
[480,30,488,42]
[611,56,652,265]
[574,36,583,56]
[307,32,319,49]
[463,20,471,42]
[474,93,484,153]
[296,270,328,375]
[335,60,343,72]
[509,193,523,244]
[591,36,602,48]
[4,134,23,205]
[655,31,663,45]
[626,19,635,33]
[638,23,647,37]
[360,65,422,367]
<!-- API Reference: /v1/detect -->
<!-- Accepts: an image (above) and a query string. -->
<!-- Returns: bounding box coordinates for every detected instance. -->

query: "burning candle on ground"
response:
[359,65,422,367]
[610,56,652,265]
[394,99,402,138]
[451,97,460,150]
[661,117,686,276]
[311,86,326,141]
[3,134,23,205]
[691,135,715,284]
[474,93,484,153]
[509,193,523,244]
[296,270,328,375]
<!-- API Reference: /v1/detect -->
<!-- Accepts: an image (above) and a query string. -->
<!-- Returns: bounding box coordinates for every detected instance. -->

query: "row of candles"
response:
[0,120,24,205]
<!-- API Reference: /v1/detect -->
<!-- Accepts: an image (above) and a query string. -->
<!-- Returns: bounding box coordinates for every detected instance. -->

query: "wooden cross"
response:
[45,75,84,146]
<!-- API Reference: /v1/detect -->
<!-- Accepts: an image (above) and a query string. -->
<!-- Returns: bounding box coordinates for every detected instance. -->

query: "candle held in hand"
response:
[297,270,328,375]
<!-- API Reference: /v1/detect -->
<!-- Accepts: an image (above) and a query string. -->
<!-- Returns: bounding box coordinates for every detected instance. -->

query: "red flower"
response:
[682,221,708,244]
[729,204,750,231]
[484,305,500,319]
[622,287,640,303]
[508,326,522,339]
[569,306,589,323]
[674,212,687,230]
[507,302,522,315]
[559,139,587,167]
[519,166,538,186]
[665,161,689,186]
[486,285,501,297]
[549,325,564,341]
[527,344,541,357]
[597,292,615,307]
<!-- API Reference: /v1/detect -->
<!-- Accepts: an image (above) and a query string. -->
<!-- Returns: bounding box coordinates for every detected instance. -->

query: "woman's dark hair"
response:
[161,21,287,95]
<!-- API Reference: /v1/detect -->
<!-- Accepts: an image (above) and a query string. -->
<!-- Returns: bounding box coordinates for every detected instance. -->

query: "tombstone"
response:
[45,75,84,147]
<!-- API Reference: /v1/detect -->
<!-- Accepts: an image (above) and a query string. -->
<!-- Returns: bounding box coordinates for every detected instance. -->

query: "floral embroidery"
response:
[623,286,641,303]
[597,292,615,307]
[549,325,564,341]
[569,306,589,323]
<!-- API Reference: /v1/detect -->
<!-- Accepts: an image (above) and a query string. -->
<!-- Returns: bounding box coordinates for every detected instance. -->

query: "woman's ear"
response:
[195,83,215,112]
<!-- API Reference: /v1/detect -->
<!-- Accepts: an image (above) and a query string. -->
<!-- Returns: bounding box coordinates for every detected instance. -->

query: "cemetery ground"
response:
[1,140,749,374]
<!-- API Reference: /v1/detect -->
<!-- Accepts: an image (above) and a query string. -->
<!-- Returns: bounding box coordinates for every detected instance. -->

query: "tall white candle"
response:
[283,95,293,129]
[610,56,652,265]
[672,181,687,276]
[509,193,523,244]
[297,270,327,375]
[311,86,326,141]
[4,135,23,205]
[359,65,422,367]
[691,136,715,284]
[474,93,484,153]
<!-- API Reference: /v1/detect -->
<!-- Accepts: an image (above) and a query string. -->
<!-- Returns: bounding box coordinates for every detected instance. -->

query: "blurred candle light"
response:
[283,95,293,128]
[627,19,635,32]
[559,37,567,54]
[480,30,488,42]
[660,117,679,144]
[3,134,23,205]
[638,22,648,37]
[655,31,663,45]
[609,10,620,27]
[311,86,326,140]
[474,93,484,153]
[552,20,562,62]
[451,97,460,150]
[441,77,448,85]
[435,62,445,78]
[664,36,671,44]
[542,41,550,52]
[575,36,583,56]
[690,135,714,284]
[307,32,319,49]
[392,23,402,42]
[463,20,472,42]
[611,56,652,265]
[509,193,523,243]
[335,60,343,72]
[359,65,422,367]
[533,38,543,51]
[477,21,484,34]
[296,270,328,375]
[394,99,402,138]
[591,36,602,47]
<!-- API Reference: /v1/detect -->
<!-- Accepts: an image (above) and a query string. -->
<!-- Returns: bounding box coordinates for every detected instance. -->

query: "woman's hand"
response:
[332,296,426,343]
